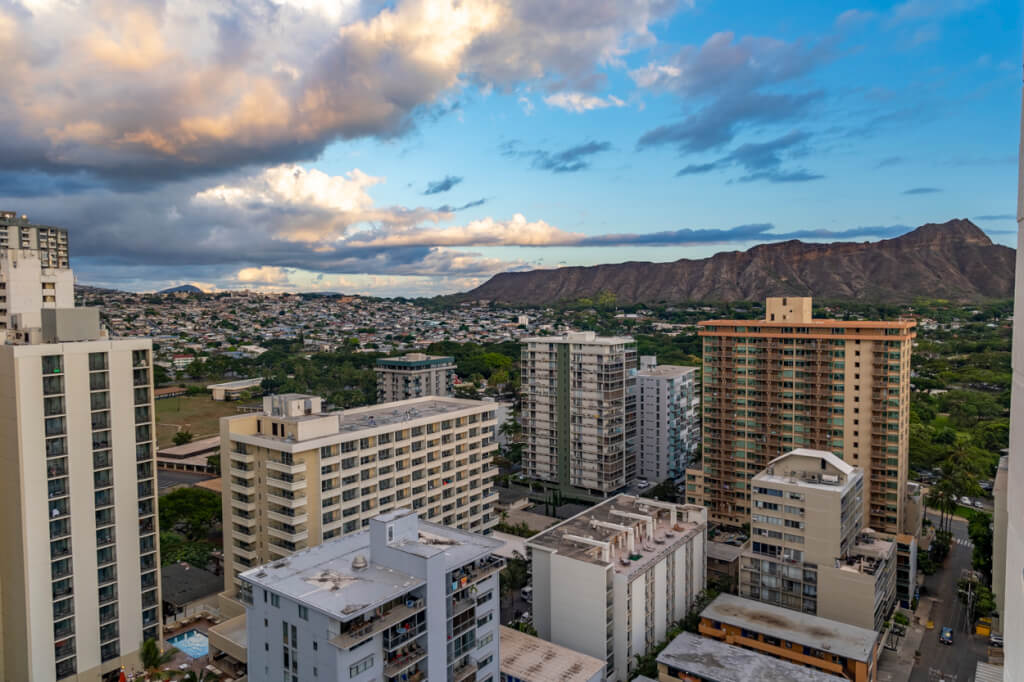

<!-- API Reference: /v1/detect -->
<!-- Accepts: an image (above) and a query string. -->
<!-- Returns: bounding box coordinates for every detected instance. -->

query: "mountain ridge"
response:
[463,219,1014,304]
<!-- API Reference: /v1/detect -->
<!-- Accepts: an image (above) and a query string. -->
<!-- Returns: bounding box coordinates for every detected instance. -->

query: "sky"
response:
[0,0,1020,296]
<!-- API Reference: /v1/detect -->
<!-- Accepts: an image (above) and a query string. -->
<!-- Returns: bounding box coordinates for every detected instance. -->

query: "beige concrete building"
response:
[0,309,160,681]
[0,210,73,338]
[521,332,638,496]
[993,454,1008,629]
[220,393,499,596]
[690,296,916,534]
[500,625,605,682]
[527,495,707,681]
[375,353,456,401]
[740,449,896,631]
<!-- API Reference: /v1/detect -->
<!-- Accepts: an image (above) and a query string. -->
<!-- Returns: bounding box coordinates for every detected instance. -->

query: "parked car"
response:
[974,500,985,509]
[939,627,954,645]
[520,586,533,603]
[960,496,972,506]
[990,634,1004,648]
[636,479,649,489]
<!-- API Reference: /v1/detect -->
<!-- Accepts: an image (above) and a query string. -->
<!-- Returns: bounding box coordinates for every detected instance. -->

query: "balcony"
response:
[268,525,309,542]
[266,493,304,509]
[330,599,426,650]
[384,645,427,679]
[453,658,478,682]
[230,450,255,465]
[268,509,308,525]
[266,459,305,475]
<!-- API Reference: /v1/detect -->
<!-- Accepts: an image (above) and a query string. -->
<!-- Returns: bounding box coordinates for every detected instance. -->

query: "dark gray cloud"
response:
[674,131,823,183]
[902,187,942,194]
[974,214,1015,221]
[577,222,913,246]
[423,175,463,195]
[633,32,834,154]
[436,198,488,212]
[502,140,612,173]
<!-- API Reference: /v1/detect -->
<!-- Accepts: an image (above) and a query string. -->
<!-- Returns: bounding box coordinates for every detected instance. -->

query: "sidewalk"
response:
[877,599,934,682]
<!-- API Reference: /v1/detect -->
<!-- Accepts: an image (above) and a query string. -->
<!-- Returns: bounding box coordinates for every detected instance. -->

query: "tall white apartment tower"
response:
[0,308,160,681]
[0,210,73,337]
[1004,64,1024,681]
[521,332,637,497]
[636,363,700,482]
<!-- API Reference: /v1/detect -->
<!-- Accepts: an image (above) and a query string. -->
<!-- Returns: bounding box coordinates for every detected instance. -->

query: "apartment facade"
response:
[699,594,880,682]
[375,353,456,402]
[739,449,896,631]
[221,394,499,595]
[521,332,638,496]
[527,495,707,681]
[0,310,160,681]
[692,296,915,533]
[636,363,700,482]
[0,210,73,336]
[240,510,503,682]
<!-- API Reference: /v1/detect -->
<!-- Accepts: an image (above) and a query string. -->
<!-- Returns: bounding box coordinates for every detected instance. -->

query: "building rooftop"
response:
[707,540,744,562]
[527,495,706,576]
[522,331,634,345]
[701,594,878,662]
[334,397,487,433]
[637,364,697,378]
[207,377,264,389]
[161,563,223,609]
[657,631,841,682]
[376,353,454,365]
[757,448,857,490]
[240,510,502,621]
[157,435,221,459]
[499,626,605,682]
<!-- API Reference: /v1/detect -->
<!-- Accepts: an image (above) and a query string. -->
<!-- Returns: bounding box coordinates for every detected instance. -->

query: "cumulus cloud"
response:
[0,0,678,182]
[632,31,832,154]
[236,266,292,284]
[544,91,626,113]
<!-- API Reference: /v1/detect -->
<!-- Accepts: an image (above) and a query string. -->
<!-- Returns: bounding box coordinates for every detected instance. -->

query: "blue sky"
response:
[0,0,1019,295]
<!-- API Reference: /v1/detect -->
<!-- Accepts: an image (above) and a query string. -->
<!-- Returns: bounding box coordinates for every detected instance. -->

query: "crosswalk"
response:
[953,536,973,548]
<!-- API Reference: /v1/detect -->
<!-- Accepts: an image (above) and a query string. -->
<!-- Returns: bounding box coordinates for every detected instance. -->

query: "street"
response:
[909,513,988,682]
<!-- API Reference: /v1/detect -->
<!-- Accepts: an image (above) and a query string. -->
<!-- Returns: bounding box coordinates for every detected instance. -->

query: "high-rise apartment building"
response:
[375,353,456,402]
[691,297,915,534]
[636,363,700,482]
[521,332,637,496]
[0,210,73,336]
[238,510,503,682]
[739,449,897,631]
[0,308,160,681]
[221,394,499,596]
[527,495,707,681]
[1005,85,1024,680]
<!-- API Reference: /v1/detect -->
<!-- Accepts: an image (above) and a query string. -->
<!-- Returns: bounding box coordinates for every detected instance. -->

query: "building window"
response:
[298,605,309,621]
[271,593,280,607]
[349,655,373,677]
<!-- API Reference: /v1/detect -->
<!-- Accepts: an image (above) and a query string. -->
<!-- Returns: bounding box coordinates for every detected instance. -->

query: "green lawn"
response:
[155,395,253,448]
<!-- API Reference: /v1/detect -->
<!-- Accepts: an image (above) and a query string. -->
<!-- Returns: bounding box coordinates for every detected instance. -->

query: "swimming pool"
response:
[167,629,209,659]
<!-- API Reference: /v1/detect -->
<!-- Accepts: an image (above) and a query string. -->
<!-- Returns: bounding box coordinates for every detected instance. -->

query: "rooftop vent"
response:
[352,554,368,570]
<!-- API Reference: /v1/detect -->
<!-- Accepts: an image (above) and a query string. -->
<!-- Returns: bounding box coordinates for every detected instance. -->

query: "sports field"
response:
[155,395,251,448]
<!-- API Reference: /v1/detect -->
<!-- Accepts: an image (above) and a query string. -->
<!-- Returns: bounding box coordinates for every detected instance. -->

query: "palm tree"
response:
[139,638,178,680]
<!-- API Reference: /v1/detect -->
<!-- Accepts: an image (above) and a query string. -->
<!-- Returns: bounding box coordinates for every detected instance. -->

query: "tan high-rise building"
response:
[375,353,457,401]
[521,332,637,496]
[0,210,73,337]
[0,309,160,681]
[220,394,499,595]
[739,449,897,631]
[689,297,915,534]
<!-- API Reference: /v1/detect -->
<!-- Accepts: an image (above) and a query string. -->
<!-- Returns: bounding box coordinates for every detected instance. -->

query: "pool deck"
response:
[162,617,232,678]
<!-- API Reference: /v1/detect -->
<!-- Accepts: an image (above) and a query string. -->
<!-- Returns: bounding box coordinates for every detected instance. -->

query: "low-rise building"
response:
[375,353,456,402]
[699,594,880,682]
[499,625,605,682]
[239,510,504,682]
[208,377,263,401]
[527,495,707,681]
[655,631,843,682]
[706,541,742,594]
[739,449,896,631]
